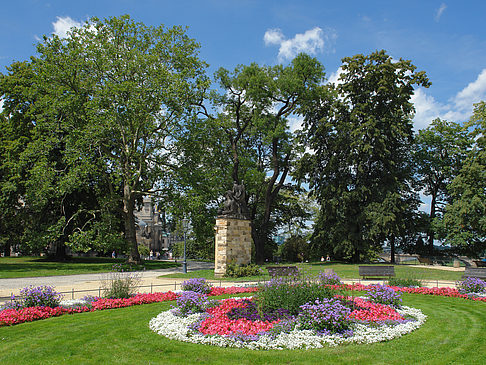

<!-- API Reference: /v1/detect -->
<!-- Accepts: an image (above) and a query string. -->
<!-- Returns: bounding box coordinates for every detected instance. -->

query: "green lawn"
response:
[0,256,180,278]
[0,293,484,364]
[162,262,464,282]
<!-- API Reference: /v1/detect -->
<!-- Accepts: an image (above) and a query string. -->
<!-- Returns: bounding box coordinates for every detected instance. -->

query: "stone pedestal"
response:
[214,217,252,278]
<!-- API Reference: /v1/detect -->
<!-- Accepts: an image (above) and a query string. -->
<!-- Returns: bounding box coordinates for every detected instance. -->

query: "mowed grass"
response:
[162,262,464,282]
[0,294,485,364]
[0,256,180,278]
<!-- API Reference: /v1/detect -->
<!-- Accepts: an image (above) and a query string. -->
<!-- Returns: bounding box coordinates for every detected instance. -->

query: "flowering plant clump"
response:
[456,277,486,295]
[150,296,427,350]
[348,297,404,323]
[171,291,217,317]
[197,298,279,336]
[227,299,291,322]
[297,298,351,335]
[3,285,64,310]
[366,285,402,307]
[0,286,257,328]
[181,278,213,294]
[317,270,342,286]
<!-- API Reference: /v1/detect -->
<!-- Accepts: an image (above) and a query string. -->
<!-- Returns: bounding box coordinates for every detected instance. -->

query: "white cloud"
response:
[288,115,304,133]
[327,66,344,86]
[434,3,447,22]
[264,27,336,61]
[412,68,486,130]
[0,99,3,112]
[52,16,82,38]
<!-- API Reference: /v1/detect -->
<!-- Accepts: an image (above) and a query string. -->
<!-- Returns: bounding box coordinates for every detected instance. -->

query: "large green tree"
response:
[443,101,486,256]
[414,118,471,251]
[193,54,325,263]
[297,50,430,262]
[22,15,207,263]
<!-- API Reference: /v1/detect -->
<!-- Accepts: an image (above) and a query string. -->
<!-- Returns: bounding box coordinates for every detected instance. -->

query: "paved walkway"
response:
[0,261,218,303]
[0,261,460,304]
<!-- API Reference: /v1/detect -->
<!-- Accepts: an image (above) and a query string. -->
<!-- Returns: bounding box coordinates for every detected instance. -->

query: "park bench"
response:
[473,260,486,268]
[359,266,395,279]
[417,256,433,265]
[266,266,299,278]
[462,267,486,279]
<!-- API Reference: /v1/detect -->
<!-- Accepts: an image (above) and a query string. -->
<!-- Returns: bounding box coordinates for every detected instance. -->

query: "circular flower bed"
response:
[149,295,426,350]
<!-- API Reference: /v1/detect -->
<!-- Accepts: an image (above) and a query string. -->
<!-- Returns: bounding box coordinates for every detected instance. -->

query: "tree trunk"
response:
[428,192,437,253]
[390,235,396,264]
[252,228,266,265]
[3,241,11,257]
[123,183,140,264]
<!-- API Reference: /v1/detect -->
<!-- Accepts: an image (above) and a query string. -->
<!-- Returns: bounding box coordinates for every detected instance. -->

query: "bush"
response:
[224,263,263,278]
[256,276,338,315]
[366,285,402,307]
[101,267,141,299]
[181,278,213,294]
[456,277,486,294]
[317,270,342,285]
[2,285,63,310]
[297,298,352,334]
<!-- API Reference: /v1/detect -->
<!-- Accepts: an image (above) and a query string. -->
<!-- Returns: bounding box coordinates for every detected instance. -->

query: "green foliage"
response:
[414,118,471,251]
[256,276,338,315]
[297,50,430,262]
[224,263,263,278]
[443,102,486,256]
[137,244,150,257]
[277,234,310,262]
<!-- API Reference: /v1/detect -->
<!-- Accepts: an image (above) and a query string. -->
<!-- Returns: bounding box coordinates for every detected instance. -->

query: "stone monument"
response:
[214,181,252,278]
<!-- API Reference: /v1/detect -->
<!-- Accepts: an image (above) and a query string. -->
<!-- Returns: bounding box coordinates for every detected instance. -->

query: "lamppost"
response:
[182,218,189,274]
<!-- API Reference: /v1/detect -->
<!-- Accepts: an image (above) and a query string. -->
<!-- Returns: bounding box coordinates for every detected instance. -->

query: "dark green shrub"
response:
[256,276,339,315]
[224,263,263,278]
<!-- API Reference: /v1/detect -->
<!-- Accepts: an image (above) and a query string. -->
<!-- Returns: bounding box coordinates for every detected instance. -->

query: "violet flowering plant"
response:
[317,270,342,285]
[366,285,402,307]
[181,278,213,294]
[456,277,486,295]
[297,298,352,335]
[171,291,217,317]
[3,285,64,310]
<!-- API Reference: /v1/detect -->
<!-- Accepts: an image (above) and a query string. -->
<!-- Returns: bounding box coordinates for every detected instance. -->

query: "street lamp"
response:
[182,218,189,274]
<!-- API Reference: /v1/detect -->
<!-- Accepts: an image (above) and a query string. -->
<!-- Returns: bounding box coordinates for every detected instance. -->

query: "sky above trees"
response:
[1,1,485,132]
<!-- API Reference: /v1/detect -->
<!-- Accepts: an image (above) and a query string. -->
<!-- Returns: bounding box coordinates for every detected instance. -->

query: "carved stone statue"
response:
[218,181,249,220]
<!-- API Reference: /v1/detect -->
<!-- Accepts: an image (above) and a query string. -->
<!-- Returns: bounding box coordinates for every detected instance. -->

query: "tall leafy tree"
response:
[414,118,471,251]
[297,50,430,262]
[194,54,325,263]
[443,101,486,256]
[27,15,207,263]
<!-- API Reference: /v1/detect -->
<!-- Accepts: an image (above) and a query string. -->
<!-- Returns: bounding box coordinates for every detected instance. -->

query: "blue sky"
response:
[1,1,486,129]
[1,1,486,211]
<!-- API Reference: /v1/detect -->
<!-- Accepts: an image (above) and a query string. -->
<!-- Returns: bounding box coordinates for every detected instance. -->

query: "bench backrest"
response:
[464,267,486,278]
[267,266,299,277]
[359,266,395,276]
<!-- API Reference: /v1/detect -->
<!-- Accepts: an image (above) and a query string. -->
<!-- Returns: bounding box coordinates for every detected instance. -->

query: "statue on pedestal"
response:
[218,181,249,220]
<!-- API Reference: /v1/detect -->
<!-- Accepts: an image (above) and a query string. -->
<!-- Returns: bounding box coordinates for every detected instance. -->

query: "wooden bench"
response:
[266,266,299,278]
[417,256,433,265]
[473,260,486,268]
[359,266,395,279]
[463,267,486,279]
